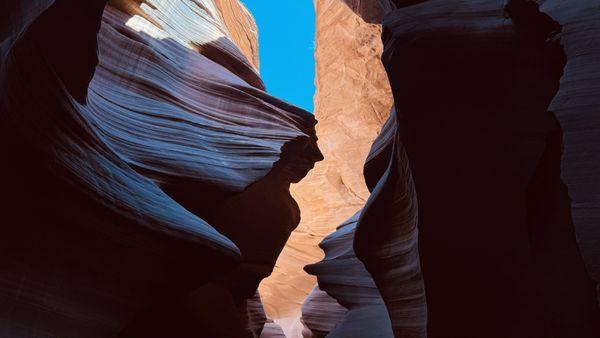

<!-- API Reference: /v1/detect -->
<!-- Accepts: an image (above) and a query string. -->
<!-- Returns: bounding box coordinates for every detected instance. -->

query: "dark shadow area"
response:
[192,38,265,90]
[23,0,108,103]
[339,0,387,24]
[526,115,600,336]
[339,0,428,23]
[1,15,237,338]
[123,137,322,338]
[1,1,322,337]
[378,0,600,337]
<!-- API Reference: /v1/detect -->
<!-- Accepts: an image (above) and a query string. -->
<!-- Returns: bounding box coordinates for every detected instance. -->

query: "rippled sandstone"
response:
[0,0,319,336]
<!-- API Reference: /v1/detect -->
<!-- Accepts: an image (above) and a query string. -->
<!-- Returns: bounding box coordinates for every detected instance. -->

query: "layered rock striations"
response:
[300,286,348,337]
[3,0,600,337]
[290,1,425,336]
[0,0,320,336]
[259,1,393,335]
[373,0,599,336]
[212,0,260,70]
[353,113,427,338]
[304,108,427,338]
[304,1,600,337]
[541,0,600,301]
[304,212,393,338]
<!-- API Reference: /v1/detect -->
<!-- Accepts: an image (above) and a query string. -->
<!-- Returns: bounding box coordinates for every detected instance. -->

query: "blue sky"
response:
[241,0,315,112]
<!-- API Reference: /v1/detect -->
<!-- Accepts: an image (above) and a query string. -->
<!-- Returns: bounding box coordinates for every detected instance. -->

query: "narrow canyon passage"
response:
[1,0,600,337]
[298,0,600,337]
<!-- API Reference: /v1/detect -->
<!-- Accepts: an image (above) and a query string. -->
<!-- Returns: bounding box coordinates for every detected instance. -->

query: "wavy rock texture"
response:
[241,292,285,338]
[302,108,425,338]
[304,212,393,338]
[303,1,600,337]
[541,0,600,300]
[300,286,347,337]
[0,0,319,336]
[212,0,260,70]
[259,1,393,336]
[262,323,287,338]
[354,115,427,338]
[375,0,600,337]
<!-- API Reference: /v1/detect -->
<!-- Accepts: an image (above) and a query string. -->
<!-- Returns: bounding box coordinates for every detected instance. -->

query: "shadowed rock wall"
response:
[0,0,320,336]
[304,1,600,337]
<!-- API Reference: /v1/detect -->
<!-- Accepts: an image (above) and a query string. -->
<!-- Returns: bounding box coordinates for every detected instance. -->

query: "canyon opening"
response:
[1,1,600,338]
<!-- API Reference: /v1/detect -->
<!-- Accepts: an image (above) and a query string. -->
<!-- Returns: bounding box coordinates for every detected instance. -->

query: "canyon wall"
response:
[212,0,260,70]
[301,1,600,337]
[2,1,599,337]
[258,1,393,336]
[303,211,393,337]
[0,0,317,336]
[542,0,600,296]
[373,0,600,292]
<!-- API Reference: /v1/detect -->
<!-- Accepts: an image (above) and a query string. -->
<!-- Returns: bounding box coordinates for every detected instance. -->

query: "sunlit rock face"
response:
[258,1,393,336]
[302,1,600,337]
[212,0,260,70]
[0,0,319,336]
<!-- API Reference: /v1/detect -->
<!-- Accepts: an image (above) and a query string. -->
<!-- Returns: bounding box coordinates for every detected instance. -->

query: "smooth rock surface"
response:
[300,286,347,337]
[299,1,600,337]
[542,0,600,298]
[259,1,393,336]
[354,115,427,338]
[377,0,600,336]
[0,0,319,336]
[304,212,393,338]
[213,0,260,70]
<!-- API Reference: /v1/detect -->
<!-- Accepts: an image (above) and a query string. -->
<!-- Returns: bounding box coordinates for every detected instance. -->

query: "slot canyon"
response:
[1,0,599,337]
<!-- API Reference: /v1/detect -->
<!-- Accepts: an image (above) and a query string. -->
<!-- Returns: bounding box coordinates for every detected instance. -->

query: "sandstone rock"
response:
[259,1,393,335]
[542,0,600,300]
[242,292,269,337]
[300,286,347,337]
[0,0,319,336]
[300,1,600,337]
[213,0,260,70]
[375,0,600,336]
[304,212,393,338]
[354,116,426,338]
[261,321,287,338]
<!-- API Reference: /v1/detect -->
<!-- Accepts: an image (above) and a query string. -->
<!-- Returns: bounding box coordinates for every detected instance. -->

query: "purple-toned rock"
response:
[300,286,347,337]
[542,0,600,300]
[371,0,600,337]
[0,0,320,336]
[304,211,394,338]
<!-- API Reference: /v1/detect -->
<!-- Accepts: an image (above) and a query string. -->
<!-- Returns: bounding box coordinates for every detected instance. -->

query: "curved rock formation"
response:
[213,0,260,70]
[4,0,599,336]
[303,1,600,337]
[303,106,425,338]
[259,1,393,335]
[0,0,320,336]
[354,115,427,338]
[541,0,600,301]
[371,0,600,337]
[304,212,393,338]
[300,286,347,337]
[261,321,287,338]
